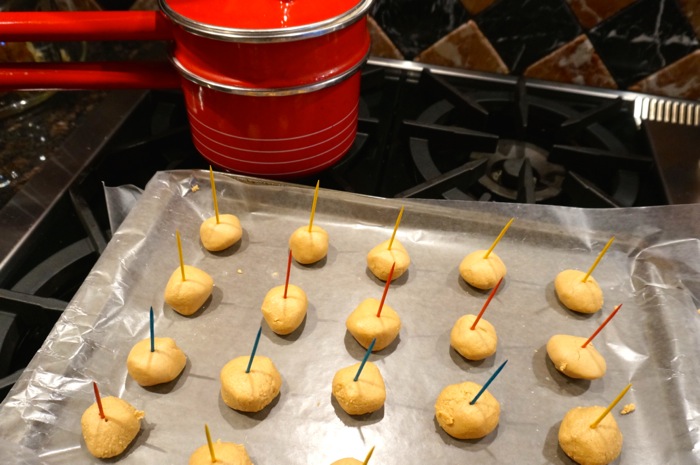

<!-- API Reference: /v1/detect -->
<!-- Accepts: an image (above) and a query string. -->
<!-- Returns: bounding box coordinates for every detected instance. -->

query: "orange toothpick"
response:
[308,180,320,233]
[283,249,293,299]
[470,277,503,330]
[92,381,105,421]
[484,218,514,259]
[176,230,186,281]
[582,236,615,283]
[376,262,396,317]
[204,424,217,463]
[362,446,375,465]
[590,383,632,429]
[387,206,405,250]
[209,166,220,224]
[582,303,622,348]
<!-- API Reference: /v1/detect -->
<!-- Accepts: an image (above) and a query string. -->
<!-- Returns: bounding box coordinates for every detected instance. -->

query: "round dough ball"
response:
[331,459,362,465]
[435,381,500,440]
[200,214,243,252]
[220,355,281,412]
[126,337,186,386]
[189,440,253,465]
[164,265,214,316]
[555,269,604,314]
[346,297,401,351]
[558,406,623,465]
[261,284,308,335]
[289,225,329,265]
[546,334,606,380]
[366,239,410,281]
[459,250,506,290]
[450,314,497,361]
[81,396,144,458]
[332,361,386,415]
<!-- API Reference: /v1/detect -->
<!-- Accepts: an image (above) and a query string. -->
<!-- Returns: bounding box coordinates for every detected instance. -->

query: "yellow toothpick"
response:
[582,236,615,283]
[483,217,514,259]
[362,446,375,465]
[204,424,217,463]
[176,230,186,282]
[209,166,220,224]
[590,383,632,429]
[308,180,320,233]
[388,206,405,250]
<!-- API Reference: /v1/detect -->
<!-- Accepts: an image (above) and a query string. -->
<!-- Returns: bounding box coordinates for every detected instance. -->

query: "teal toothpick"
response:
[149,306,155,353]
[246,326,263,374]
[354,338,377,382]
[470,359,508,405]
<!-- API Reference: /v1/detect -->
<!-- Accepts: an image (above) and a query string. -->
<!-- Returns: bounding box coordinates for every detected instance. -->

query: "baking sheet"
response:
[1,170,699,464]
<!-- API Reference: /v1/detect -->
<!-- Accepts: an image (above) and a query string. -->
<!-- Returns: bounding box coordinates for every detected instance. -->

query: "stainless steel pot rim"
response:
[171,50,368,96]
[159,0,373,42]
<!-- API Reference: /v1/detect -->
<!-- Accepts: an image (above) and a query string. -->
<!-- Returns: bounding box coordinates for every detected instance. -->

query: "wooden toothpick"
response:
[204,424,217,463]
[362,446,375,465]
[388,206,405,250]
[582,236,615,283]
[484,218,514,259]
[590,383,632,428]
[308,180,320,233]
[209,166,220,224]
[176,230,186,282]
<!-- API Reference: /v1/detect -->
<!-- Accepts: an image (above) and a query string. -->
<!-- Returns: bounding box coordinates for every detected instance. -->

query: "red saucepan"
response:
[0,0,372,178]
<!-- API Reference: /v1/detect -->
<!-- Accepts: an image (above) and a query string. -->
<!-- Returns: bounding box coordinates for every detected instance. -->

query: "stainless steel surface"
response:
[1,171,699,464]
[158,0,373,42]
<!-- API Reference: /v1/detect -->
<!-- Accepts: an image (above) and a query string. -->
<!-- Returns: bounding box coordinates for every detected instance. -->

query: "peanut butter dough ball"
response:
[261,284,308,335]
[435,381,500,439]
[459,250,506,290]
[546,334,606,380]
[81,396,144,459]
[289,225,329,265]
[164,265,214,316]
[558,406,623,465]
[555,269,604,314]
[126,337,186,386]
[331,459,362,464]
[220,356,281,413]
[332,361,386,415]
[450,314,498,361]
[346,298,401,351]
[366,239,410,281]
[189,440,253,465]
[200,214,243,252]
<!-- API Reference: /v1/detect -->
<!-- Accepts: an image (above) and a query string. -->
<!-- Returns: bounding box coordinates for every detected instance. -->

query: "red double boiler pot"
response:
[0,0,373,178]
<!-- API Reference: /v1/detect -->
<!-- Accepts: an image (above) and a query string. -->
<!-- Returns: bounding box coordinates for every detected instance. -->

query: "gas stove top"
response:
[0,57,698,401]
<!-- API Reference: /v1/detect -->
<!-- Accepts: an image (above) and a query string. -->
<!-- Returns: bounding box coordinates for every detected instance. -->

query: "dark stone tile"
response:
[565,0,637,29]
[629,50,700,100]
[587,0,699,88]
[475,0,582,74]
[370,0,470,59]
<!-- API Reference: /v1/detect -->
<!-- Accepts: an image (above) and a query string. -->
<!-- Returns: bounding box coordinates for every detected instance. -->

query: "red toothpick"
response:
[470,277,503,330]
[92,381,106,421]
[283,249,293,299]
[376,262,396,318]
[582,303,623,348]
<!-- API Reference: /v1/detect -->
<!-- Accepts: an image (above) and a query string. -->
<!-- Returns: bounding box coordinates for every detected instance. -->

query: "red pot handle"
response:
[0,62,180,90]
[0,11,172,41]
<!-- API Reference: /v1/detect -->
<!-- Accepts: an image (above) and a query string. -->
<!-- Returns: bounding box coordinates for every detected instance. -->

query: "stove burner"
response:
[404,69,654,206]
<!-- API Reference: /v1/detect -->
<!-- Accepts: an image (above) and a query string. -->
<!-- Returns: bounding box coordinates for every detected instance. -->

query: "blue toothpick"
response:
[149,306,155,353]
[246,326,263,374]
[354,338,377,382]
[470,359,508,405]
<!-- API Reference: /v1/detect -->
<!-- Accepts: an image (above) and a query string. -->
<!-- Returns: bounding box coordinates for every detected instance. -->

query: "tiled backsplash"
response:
[368,0,700,100]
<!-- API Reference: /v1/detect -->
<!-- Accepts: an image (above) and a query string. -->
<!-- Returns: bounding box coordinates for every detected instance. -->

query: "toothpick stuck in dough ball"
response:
[554,269,604,314]
[220,356,281,413]
[366,239,410,281]
[546,334,606,380]
[81,396,144,459]
[558,406,623,465]
[261,284,308,335]
[126,337,186,386]
[200,214,243,252]
[450,314,498,361]
[189,440,253,465]
[332,361,386,415]
[434,381,500,439]
[459,250,506,290]
[346,297,401,351]
[164,265,214,316]
[289,225,329,265]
